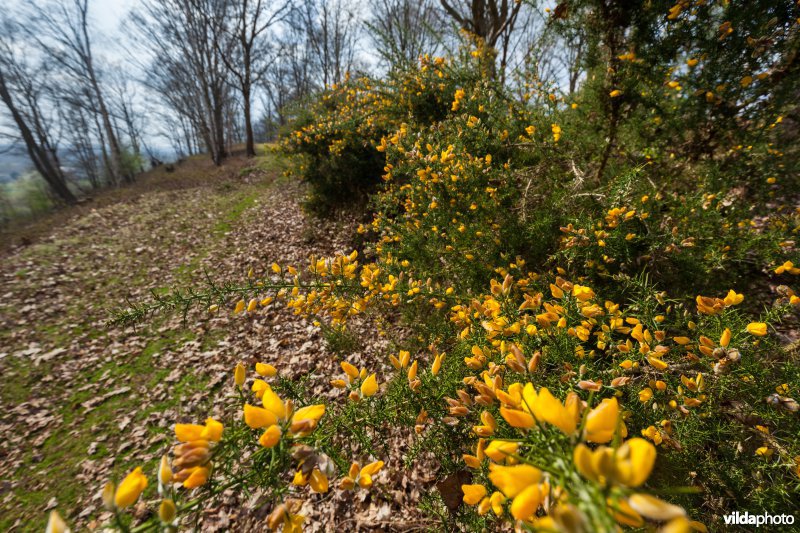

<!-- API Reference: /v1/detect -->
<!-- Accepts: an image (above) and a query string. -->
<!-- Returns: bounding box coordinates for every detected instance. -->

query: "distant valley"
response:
[0,147,34,183]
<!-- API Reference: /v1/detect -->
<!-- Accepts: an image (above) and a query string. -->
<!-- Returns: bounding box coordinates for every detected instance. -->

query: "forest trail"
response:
[0,149,420,531]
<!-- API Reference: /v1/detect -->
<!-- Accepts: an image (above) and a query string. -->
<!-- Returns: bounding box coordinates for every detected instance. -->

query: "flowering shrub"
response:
[52,8,800,532]
[282,76,387,213]
[282,52,489,214]
[62,244,797,531]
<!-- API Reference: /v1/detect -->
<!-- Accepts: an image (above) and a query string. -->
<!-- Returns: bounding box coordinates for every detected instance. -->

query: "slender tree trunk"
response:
[92,111,114,186]
[92,81,131,183]
[121,102,142,171]
[595,0,624,183]
[213,90,226,164]
[183,118,193,156]
[596,105,620,183]
[243,82,255,157]
[79,6,131,185]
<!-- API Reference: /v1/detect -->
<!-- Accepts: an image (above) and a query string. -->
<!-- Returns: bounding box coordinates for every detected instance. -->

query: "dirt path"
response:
[0,151,409,531]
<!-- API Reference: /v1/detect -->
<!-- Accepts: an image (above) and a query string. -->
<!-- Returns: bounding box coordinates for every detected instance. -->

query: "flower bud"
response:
[475,394,493,406]
[46,510,70,533]
[234,362,246,387]
[528,352,541,372]
[158,455,173,487]
[159,499,177,523]
[172,468,192,483]
[407,360,418,381]
[101,481,115,511]
[456,390,472,405]
[256,362,277,377]
[114,467,148,508]
[506,356,525,373]
[173,440,209,456]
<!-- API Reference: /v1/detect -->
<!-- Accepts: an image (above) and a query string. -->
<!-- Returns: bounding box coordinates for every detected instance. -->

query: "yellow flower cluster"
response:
[459,387,702,529]
[331,360,379,400]
[173,418,223,488]
[243,363,326,446]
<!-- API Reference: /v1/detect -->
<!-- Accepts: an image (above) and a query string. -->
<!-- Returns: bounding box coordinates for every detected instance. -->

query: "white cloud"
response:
[91,0,135,34]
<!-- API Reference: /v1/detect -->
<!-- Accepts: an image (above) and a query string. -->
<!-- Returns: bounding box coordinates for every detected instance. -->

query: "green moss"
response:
[0,328,210,531]
[213,191,259,235]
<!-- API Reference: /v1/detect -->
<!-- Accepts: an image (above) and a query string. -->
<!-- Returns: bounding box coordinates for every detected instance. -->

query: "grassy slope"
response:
[0,147,286,530]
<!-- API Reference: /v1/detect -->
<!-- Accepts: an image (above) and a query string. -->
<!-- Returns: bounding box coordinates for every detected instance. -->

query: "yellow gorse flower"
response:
[336,360,380,400]
[431,352,445,375]
[723,289,744,306]
[574,437,656,487]
[498,383,573,434]
[268,499,305,532]
[551,123,562,142]
[256,362,278,377]
[360,373,378,397]
[172,418,223,489]
[234,362,246,387]
[487,463,545,520]
[175,418,224,442]
[746,322,768,336]
[340,460,385,490]
[584,397,625,443]
[245,381,325,448]
[774,260,800,275]
[244,403,278,428]
[462,484,486,505]
[484,440,519,463]
[259,424,282,448]
[114,466,148,508]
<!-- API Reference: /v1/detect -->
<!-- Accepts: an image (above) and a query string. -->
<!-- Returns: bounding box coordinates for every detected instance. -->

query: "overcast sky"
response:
[8,0,135,62]
[84,0,134,33]
[7,0,133,30]
[3,0,184,156]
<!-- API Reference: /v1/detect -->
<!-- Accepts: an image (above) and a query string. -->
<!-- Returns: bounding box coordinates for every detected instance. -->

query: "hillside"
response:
[0,149,417,530]
[3,2,800,532]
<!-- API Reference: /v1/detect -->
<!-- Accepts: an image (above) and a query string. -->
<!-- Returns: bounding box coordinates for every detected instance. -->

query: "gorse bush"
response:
[283,80,387,213]
[49,3,800,532]
[282,53,488,214]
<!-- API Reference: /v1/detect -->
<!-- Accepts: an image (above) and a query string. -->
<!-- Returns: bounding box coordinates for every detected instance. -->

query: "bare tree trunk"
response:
[0,70,76,204]
[212,88,226,164]
[595,0,624,183]
[92,111,114,186]
[439,0,522,79]
[120,100,143,172]
[216,0,289,157]
[243,82,255,156]
[92,80,129,181]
